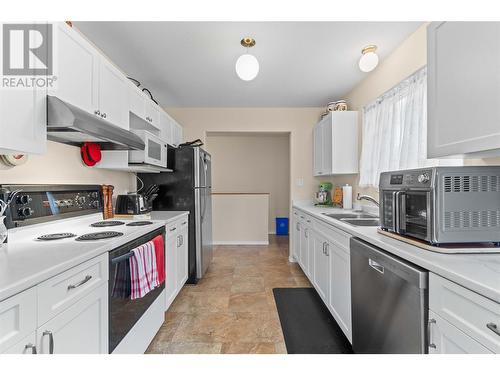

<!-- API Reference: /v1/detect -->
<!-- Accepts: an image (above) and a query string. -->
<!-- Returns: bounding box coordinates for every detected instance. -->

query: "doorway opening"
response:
[205,131,291,246]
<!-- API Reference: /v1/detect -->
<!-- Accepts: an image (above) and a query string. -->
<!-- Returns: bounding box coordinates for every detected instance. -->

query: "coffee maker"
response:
[314,182,333,206]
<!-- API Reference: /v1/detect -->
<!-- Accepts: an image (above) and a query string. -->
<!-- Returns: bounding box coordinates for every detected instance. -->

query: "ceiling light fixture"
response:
[358,45,379,73]
[235,37,259,81]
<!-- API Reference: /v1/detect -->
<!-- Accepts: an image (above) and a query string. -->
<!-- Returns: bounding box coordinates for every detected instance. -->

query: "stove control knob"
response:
[65,200,74,207]
[18,207,33,217]
[90,191,99,199]
[17,194,32,205]
[91,201,99,208]
[56,200,66,207]
[77,196,86,205]
[417,173,430,184]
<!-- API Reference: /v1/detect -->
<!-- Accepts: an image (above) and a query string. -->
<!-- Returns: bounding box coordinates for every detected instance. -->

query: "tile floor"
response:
[146,235,312,354]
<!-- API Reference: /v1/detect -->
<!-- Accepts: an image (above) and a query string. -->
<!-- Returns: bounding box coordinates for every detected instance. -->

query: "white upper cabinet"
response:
[144,100,160,129]
[313,111,358,176]
[427,22,500,158]
[98,58,129,129]
[52,22,99,115]
[53,23,128,129]
[172,122,183,147]
[159,111,173,145]
[128,84,146,119]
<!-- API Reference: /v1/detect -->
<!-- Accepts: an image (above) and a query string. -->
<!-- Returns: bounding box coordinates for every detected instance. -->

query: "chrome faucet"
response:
[357,193,379,207]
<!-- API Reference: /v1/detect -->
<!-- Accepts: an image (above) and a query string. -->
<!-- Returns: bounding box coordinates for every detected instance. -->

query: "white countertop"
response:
[0,211,189,302]
[293,201,500,303]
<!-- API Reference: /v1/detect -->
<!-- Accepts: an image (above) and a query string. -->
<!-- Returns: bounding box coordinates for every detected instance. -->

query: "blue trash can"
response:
[276,217,289,236]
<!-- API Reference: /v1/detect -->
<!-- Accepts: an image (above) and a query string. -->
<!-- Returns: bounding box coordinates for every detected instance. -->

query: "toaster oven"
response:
[379,167,500,245]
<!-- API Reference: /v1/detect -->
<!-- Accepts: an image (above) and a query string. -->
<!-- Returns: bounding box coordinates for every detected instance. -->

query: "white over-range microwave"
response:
[128,130,168,168]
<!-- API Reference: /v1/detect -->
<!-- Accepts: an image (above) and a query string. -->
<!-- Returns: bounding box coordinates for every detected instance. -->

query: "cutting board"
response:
[377,228,500,254]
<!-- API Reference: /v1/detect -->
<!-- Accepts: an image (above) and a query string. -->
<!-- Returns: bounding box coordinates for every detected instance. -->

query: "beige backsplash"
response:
[0,141,136,195]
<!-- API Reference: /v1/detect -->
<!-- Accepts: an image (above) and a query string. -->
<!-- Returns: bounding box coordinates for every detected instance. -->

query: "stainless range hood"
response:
[46,95,145,151]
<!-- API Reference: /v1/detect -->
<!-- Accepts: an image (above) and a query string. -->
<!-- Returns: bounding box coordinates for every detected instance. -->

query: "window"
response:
[359,67,427,188]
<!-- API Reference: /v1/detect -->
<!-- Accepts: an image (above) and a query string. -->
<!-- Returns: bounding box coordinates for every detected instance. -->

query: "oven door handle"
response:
[111,251,134,264]
[393,191,400,232]
[398,191,407,233]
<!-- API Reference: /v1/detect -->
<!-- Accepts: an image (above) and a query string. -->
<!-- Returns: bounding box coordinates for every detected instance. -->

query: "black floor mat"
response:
[273,287,353,354]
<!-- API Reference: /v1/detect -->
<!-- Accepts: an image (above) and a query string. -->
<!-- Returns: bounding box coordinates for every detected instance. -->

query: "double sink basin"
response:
[322,212,380,227]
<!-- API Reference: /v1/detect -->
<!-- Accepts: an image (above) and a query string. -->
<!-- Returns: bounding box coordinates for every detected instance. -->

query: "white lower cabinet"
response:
[428,310,493,354]
[36,283,108,354]
[292,211,300,261]
[299,223,309,276]
[328,241,352,342]
[1,255,109,354]
[176,220,189,288]
[292,207,355,345]
[0,287,37,353]
[429,273,500,353]
[165,215,189,311]
[312,230,330,304]
[165,224,178,309]
[3,333,38,354]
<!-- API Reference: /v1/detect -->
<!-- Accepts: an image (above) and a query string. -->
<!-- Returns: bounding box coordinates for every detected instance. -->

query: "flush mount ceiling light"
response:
[359,45,379,73]
[235,37,259,81]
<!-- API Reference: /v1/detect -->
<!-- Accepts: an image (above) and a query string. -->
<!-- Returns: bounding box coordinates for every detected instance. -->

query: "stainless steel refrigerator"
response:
[138,146,213,283]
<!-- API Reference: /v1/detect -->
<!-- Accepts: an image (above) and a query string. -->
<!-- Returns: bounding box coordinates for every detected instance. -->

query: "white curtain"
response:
[359,67,427,188]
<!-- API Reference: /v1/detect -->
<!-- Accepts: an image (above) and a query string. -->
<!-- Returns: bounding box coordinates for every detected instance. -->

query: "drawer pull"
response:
[25,343,37,354]
[181,221,187,225]
[42,331,54,354]
[67,275,92,290]
[486,322,500,336]
[170,227,177,232]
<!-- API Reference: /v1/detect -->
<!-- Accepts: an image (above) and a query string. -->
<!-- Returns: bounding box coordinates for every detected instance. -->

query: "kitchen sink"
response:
[322,212,378,220]
[340,218,380,227]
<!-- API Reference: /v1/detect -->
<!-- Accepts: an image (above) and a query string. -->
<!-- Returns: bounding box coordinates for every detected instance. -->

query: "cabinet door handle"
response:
[487,322,500,336]
[428,318,437,349]
[324,243,329,256]
[322,242,326,254]
[103,113,107,119]
[43,330,54,354]
[304,228,308,238]
[181,221,187,225]
[368,259,384,274]
[67,275,92,290]
[25,343,37,354]
[296,223,300,231]
[170,227,177,232]
[94,110,100,115]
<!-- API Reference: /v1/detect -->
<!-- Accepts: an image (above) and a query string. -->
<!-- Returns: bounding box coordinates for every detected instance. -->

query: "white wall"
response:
[206,132,290,233]
[212,194,269,244]
[0,141,135,195]
[167,107,323,206]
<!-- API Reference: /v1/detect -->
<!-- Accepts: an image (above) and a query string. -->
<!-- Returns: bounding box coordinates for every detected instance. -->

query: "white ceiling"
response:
[74,22,422,107]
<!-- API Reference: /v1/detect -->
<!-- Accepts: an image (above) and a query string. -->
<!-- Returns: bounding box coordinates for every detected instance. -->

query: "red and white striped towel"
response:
[129,240,159,300]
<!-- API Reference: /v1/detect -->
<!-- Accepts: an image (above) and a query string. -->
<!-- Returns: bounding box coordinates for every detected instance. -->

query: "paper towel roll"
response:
[342,184,352,209]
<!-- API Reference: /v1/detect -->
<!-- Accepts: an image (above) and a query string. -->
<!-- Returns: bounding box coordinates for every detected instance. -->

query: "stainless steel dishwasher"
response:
[350,237,428,353]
